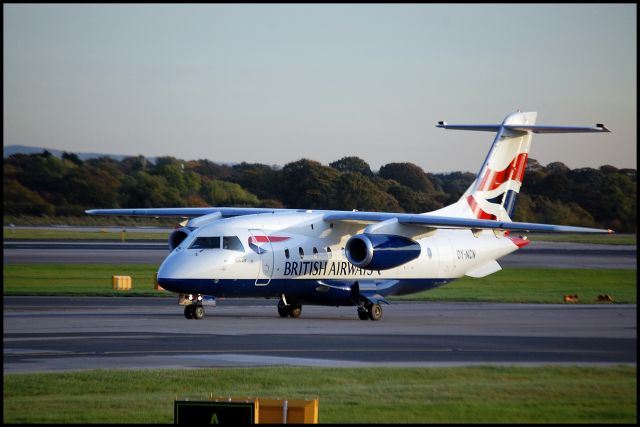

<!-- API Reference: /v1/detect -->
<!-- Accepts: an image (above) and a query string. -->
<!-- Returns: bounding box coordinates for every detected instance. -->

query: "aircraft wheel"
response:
[193,305,205,320]
[357,309,369,320]
[288,304,302,318]
[277,301,289,318]
[368,303,382,321]
[184,305,194,319]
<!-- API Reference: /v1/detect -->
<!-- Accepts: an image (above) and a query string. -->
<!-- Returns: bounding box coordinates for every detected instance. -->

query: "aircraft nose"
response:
[157,250,199,279]
[157,249,225,280]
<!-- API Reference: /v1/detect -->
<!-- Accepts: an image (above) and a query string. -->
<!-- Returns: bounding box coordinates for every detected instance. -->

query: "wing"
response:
[85,207,299,218]
[87,207,613,234]
[322,211,613,234]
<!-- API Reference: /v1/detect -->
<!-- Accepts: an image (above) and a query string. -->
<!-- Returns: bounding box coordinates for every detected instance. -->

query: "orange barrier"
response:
[258,398,319,424]
[112,275,132,290]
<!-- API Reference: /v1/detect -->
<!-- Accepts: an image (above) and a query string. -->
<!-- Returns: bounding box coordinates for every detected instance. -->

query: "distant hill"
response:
[3,145,154,162]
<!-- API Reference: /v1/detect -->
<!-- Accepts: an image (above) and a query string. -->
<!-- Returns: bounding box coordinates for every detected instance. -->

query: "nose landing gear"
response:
[182,294,208,320]
[184,304,205,320]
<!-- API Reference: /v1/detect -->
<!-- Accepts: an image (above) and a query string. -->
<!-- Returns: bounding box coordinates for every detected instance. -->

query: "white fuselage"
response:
[157,212,520,295]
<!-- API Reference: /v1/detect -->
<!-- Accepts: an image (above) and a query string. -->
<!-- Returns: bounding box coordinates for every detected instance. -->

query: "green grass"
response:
[526,233,636,245]
[3,264,635,303]
[3,214,176,227]
[3,366,636,423]
[3,228,169,241]
[2,263,165,296]
[392,268,636,304]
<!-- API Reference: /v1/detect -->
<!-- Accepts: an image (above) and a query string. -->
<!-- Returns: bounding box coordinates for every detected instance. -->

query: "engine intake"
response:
[345,233,421,270]
[168,227,192,251]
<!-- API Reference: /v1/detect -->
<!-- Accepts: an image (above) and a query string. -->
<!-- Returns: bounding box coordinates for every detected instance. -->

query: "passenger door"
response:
[249,229,273,286]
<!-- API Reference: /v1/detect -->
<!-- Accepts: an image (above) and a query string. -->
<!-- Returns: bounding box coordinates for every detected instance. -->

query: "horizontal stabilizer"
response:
[437,123,610,133]
[504,124,610,133]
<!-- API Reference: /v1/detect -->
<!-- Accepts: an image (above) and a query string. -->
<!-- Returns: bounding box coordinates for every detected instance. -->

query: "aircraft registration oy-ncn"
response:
[87,112,612,321]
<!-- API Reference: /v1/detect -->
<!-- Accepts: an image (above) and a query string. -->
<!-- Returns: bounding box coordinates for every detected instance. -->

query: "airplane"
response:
[86,111,612,321]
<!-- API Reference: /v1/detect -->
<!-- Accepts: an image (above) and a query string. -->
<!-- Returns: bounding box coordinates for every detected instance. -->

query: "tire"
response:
[193,305,205,320]
[357,309,369,320]
[184,305,194,319]
[277,301,289,318]
[289,304,302,318]
[368,303,382,321]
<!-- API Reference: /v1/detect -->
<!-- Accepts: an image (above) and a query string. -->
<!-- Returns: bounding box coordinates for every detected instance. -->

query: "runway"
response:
[3,240,637,268]
[3,296,636,373]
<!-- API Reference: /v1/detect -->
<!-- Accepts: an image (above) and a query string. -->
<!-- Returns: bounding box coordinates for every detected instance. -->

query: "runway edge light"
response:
[597,294,613,303]
[563,294,579,303]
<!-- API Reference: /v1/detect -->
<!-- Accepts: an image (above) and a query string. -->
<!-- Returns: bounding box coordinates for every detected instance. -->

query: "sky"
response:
[3,3,637,174]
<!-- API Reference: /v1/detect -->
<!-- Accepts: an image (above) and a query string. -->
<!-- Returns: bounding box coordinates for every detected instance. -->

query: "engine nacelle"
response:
[168,227,192,251]
[345,233,421,270]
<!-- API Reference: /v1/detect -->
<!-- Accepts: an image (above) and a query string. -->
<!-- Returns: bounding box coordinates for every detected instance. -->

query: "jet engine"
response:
[345,233,421,270]
[168,227,192,251]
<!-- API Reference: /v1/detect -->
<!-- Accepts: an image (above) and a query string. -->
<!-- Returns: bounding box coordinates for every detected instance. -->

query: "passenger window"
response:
[285,248,290,259]
[299,247,304,259]
[222,236,244,251]
[313,247,318,258]
[326,247,332,258]
[190,237,220,249]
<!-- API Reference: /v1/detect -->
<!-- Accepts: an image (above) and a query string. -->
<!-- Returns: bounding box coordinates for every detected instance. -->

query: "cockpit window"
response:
[222,236,244,251]
[189,235,244,251]
[190,237,221,249]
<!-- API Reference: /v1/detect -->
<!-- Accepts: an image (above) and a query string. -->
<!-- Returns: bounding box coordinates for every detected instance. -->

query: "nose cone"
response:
[157,249,225,294]
[157,249,221,280]
[157,250,188,280]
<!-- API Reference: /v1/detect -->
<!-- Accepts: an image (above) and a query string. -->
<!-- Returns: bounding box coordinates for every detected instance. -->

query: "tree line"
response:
[3,151,637,232]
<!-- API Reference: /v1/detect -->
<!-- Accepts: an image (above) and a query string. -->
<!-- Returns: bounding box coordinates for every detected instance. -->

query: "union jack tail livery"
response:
[432,111,609,221]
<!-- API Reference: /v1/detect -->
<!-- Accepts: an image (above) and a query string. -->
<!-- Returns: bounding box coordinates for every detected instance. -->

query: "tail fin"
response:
[431,111,610,221]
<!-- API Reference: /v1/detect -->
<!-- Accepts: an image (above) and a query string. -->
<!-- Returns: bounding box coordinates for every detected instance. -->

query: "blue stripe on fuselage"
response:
[157,278,453,306]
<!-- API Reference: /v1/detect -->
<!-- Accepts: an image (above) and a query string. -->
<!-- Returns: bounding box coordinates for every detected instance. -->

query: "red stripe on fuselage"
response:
[252,236,290,243]
[477,153,528,191]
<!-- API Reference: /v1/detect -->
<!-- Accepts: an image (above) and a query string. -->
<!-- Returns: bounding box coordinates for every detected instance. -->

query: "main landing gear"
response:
[275,295,382,320]
[277,296,302,318]
[351,282,383,321]
[357,302,383,321]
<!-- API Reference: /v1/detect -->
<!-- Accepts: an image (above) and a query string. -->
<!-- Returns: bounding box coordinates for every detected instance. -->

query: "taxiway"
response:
[3,296,636,373]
